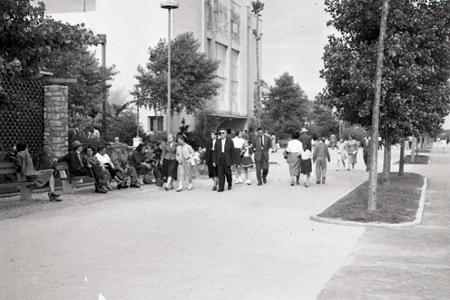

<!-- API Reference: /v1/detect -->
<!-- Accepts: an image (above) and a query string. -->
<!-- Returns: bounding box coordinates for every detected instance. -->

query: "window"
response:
[231,50,239,111]
[148,116,164,132]
[217,2,229,35]
[216,42,228,78]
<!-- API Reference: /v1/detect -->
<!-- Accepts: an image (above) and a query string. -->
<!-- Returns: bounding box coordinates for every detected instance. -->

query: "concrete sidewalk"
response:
[318,149,450,300]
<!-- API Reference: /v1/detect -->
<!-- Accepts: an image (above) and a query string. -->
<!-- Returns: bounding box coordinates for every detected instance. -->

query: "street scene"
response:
[1,0,450,299]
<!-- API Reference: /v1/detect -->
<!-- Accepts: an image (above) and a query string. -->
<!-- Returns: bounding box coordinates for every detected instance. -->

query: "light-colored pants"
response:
[315,157,327,182]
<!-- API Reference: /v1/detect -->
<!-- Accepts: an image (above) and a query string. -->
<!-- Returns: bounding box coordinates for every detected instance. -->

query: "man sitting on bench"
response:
[58,140,92,178]
[15,143,62,202]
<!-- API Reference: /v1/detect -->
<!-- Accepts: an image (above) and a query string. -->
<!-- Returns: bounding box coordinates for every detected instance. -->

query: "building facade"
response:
[46,0,260,134]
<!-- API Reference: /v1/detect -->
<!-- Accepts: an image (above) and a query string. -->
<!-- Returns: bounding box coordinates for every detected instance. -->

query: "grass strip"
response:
[318,173,423,223]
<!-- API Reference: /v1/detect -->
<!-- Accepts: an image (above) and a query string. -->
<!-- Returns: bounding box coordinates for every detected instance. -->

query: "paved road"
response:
[0,148,392,299]
[318,147,450,300]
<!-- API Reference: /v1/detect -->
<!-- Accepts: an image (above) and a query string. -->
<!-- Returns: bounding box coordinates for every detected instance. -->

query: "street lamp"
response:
[160,0,179,133]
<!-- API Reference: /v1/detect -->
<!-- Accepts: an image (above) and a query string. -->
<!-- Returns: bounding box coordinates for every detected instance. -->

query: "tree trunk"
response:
[368,0,390,212]
[399,138,405,176]
[254,17,261,126]
[382,136,392,184]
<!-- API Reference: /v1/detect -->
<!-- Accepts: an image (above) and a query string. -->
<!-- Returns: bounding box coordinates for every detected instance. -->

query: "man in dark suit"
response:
[213,129,234,192]
[252,127,272,185]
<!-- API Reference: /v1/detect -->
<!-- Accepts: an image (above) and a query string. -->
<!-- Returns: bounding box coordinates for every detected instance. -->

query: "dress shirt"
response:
[95,153,113,167]
[287,139,303,153]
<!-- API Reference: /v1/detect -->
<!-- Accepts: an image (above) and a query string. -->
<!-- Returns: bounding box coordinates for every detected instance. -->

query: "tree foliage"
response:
[321,0,450,141]
[134,32,220,114]
[307,103,339,139]
[261,73,310,139]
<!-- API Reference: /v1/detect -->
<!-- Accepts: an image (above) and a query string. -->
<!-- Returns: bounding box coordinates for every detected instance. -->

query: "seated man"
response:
[110,142,140,188]
[129,143,152,185]
[15,143,62,201]
[58,140,92,177]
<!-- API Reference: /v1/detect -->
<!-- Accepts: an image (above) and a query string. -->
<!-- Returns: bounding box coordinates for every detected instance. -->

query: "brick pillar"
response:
[44,85,69,158]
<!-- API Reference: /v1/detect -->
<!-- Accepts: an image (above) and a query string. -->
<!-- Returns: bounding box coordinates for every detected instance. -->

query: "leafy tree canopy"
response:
[321,0,450,141]
[134,32,220,114]
[261,72,310,139]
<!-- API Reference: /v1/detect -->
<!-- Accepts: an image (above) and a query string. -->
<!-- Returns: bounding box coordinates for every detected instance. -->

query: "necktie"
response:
[261,136,264,147]
[78,153,84,167]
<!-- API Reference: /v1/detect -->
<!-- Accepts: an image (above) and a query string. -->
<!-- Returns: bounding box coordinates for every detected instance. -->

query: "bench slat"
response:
[0,182,35,189]
[0,168,16,175]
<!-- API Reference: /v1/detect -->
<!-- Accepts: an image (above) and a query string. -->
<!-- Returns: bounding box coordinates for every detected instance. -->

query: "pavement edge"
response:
[310,176,428,228]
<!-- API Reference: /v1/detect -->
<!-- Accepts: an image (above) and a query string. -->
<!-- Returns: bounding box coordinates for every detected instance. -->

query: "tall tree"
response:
[321,0,450,186]
[261,73,310,139]
[134,32,220,115]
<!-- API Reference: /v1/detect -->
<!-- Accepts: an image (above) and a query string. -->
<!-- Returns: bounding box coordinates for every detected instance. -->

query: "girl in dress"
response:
[232,130,246,184]
[175,134,194,192]
[240,140,254,185]
[161,133,178,190]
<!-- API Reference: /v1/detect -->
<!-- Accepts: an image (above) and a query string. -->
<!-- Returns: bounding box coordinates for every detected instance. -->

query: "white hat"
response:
[301,128,308,133]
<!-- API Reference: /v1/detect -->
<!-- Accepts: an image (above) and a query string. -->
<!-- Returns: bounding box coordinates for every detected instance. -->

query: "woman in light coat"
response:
[175,134,194,192]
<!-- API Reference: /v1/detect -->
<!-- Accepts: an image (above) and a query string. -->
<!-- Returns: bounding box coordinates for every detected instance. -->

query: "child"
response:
[175,134,194,191]
[240,141,253,185]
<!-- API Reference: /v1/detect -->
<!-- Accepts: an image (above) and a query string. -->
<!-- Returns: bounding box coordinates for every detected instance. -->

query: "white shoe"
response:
[187,184,192,190]
[176,186,183,192]
[239,177,243,184]
[235,178,240,184]
[246,180,251,185]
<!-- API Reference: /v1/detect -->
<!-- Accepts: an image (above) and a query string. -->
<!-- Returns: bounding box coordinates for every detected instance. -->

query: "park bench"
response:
[54,162,90,194]
[0,162,36,200]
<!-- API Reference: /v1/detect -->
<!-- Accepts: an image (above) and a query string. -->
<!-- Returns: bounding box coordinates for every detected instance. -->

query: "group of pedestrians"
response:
[205,127,273,192]
[285,128,330,187]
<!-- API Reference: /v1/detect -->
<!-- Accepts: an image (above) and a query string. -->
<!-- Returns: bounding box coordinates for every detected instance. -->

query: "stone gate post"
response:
[44,85,69,158]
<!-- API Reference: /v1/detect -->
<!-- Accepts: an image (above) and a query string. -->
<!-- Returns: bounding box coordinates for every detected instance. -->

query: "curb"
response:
[310,176,428,228]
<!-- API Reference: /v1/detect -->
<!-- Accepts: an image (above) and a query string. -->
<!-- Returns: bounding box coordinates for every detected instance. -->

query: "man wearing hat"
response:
[252,127,272,185]
[58,140,91,177]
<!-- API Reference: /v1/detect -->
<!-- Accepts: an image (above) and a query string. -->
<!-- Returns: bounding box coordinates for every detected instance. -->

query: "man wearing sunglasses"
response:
[213,129,235,192]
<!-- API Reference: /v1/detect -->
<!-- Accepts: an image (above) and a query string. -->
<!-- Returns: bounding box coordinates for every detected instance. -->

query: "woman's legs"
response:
[243,167,250,184]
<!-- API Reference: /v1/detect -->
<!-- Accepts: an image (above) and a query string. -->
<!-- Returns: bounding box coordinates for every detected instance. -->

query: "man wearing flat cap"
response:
[58,140,91,177]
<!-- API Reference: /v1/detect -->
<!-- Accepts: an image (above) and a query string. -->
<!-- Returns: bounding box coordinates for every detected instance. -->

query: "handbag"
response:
[283,150,288,159]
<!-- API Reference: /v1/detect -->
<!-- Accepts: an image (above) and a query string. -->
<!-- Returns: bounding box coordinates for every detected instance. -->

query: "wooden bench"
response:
[54,162,90,194]
[0,162,36,200]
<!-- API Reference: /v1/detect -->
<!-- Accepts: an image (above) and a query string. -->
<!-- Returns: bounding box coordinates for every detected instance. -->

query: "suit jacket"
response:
[58,151,88,174]
[213,137,234,167]
[252,134,272,162]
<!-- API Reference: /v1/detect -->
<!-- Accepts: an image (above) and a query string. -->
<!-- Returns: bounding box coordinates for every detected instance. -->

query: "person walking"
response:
[313,137,331,184]
[175,134,194,192]
[213,128,234,192]
[240,140,253,185]
[252,127,272,185]
[285,132,302,186]
[232,130,246,184]
[336,138,347,171]
[299,128,312,187]
[205,131,219,190]
[346,135,358,170]
[161,133,178,191]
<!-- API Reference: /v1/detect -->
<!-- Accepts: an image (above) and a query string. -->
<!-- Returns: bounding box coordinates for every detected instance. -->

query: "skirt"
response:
[34,169,54,188]
[207,160,217,178]
[241,156,254,168]
[232,148,243,165]
[300,159,312,174]
[162,159,178,180]
[287,152,301,176]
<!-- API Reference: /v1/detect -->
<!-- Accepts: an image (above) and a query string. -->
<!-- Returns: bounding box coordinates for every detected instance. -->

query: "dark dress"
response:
[205,138,217,178]
[161,143,178,180]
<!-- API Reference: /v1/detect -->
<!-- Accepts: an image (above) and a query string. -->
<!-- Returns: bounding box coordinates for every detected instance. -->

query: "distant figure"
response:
[313,137,331,184]
[205,131,218,191]
[299,128,312,187]
[285,131,302,186]
[252,127,272,186]
[161,134,178,190]
[232,130,246,184]
[240,140,254,185]
[175,134,194,192]
[336,138,347,171]
[271,134,278,153]
[345,135,358,170]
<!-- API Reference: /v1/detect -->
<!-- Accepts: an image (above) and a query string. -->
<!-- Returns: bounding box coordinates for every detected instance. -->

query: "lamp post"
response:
[160,0,179,133]
[98,34,107,136]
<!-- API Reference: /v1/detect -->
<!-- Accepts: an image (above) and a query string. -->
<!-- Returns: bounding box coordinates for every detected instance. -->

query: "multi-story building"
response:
[45,0,261,133]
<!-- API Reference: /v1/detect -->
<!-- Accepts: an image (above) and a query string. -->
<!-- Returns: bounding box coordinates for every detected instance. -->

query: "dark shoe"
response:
[130,183,141,188]
[290,183,294,186]
[263,178,267,184]
[48,193,62,202]
[316,181,321,184]
[212,185,217,191]
[106,185,113,191]
[257,182,262,186]
[95,188,108,194]
[217,189,224,192]
[322,177,326,184]
[228,184,232,190]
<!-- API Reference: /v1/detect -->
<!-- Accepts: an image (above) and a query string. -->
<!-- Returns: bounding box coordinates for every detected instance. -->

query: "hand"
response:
[213,163,216,167]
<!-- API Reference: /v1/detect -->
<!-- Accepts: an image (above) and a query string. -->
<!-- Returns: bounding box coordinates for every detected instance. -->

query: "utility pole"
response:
[368,0,390,211]
[251,1,264,126]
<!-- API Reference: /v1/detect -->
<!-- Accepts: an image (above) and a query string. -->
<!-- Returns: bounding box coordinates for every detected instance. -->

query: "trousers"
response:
[255,158,269,184]
[217,154,232,191]
[315,157,327,181]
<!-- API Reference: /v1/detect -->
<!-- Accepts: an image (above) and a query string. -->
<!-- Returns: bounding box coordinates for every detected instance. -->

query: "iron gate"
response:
[0,76,44,158]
